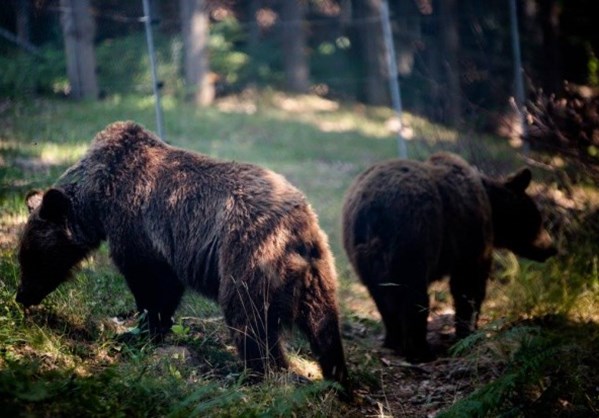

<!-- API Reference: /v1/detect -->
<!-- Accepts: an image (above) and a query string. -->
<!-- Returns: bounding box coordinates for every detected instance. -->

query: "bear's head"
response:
[16,188,89,307]
[485,168,557,262]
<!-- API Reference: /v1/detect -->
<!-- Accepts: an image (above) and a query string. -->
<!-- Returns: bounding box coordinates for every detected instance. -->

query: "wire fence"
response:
[1,1,541,140]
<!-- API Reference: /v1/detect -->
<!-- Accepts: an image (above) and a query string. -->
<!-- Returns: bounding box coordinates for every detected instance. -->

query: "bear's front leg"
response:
[118,259,185,338]
[450,261,490,339]
[140,277,185,337]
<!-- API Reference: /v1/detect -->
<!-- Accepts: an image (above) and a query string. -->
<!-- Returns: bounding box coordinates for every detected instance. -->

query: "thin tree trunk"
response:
[439,0,461,127]
[242,0,261,86]
[280,0,309,93]
[180,0,214,106]
[60,0,98,100]
[16,0,30,44]
[539,0,562,92]
[352,0,388,105]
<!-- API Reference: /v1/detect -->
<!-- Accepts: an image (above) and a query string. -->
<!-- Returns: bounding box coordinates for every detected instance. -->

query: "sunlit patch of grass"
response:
[288,354,323,381]
[0,203,27,248]
[268,96,399,139]
[402,112,458,145]
[271,92,341,113]
[1,139,84,159]
[38,142,88,165]
[340,281,380,322]
[133,95,162,111]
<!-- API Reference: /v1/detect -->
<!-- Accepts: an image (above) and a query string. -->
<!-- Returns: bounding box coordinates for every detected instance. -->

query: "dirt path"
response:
[343,314,499,417]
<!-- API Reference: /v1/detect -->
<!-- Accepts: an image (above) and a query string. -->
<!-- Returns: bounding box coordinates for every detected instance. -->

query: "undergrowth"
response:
[440,318,599,417]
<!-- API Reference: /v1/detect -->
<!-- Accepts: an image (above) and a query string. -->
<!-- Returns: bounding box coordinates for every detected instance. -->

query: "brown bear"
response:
[342,152,556,362]
[17,121,348,387]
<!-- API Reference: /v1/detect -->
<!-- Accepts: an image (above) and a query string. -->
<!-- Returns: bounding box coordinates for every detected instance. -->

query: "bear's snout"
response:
[15,288,31,307]
[529,245,558,262]
[521,229,558,262]
[15,285,43,308]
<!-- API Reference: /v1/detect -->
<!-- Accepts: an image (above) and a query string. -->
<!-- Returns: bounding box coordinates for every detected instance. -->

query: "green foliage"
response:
[209,18,252,88]
[0,16,356,102]
[588,48,599,86]
[0,359,183,417]
[1,24,253,99]
[257,380,338,417]
[168,382,242,417]
[0,47,67,97]
[491,223,599,320]
[441,320,599,417]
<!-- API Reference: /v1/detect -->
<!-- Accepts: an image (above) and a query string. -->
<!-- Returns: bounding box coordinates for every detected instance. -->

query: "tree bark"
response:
[60,0,98,100]
[180,0,214,106]
[16,0,31,44]
[539,0,562,92]
[352,0,388,105]
[240,0,261,86]
[280,0,309,93]
[439,0,461,127]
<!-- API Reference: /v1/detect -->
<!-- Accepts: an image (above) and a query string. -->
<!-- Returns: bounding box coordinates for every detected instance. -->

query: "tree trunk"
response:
[352,0,388,105]
[60,0,98,100]
[245,0,261,53]
[280,0,309,93]
[393,1,420,77]
[439,0,461,127]
[539,0,562,92]
[180,0,214,106]
[241,0,261,86]
[16,0,31,44]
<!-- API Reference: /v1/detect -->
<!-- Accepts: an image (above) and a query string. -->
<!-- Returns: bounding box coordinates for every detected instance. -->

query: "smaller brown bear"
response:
[16,121,348,388]
[342,152,556,362]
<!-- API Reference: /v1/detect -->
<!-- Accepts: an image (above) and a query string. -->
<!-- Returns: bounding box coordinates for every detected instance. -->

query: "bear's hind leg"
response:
[368,285,403,351]
[227,309,288,375]
[400,283,434,363]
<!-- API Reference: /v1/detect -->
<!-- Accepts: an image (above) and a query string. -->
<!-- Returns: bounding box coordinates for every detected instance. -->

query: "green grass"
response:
[1,92,599,416]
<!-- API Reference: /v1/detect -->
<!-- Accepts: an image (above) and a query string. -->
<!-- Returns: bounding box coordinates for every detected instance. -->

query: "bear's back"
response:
[59,121,312,263]
[64,121,307,220]
[424,153,493,271]
[343,153,493,280]
[342,158,444,274]
[425,153,491,232]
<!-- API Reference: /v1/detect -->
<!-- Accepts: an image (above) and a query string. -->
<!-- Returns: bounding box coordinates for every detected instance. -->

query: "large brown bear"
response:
[342,152,556,362]
[17,121,348,387]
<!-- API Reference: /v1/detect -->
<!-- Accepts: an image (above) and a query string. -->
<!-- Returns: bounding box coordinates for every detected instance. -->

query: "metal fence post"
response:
[379,0,407,158]
[509,0,527,146]
[142,0,165,140]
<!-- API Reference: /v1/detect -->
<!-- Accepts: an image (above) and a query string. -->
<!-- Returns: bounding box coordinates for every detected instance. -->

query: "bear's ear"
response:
[25,190,44,213]
[39,188,70,223]
[505,168,532,192]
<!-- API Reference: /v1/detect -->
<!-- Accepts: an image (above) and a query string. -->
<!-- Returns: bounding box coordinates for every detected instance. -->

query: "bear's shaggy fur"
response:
[342,152,556,362]
[17,121,348,386]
